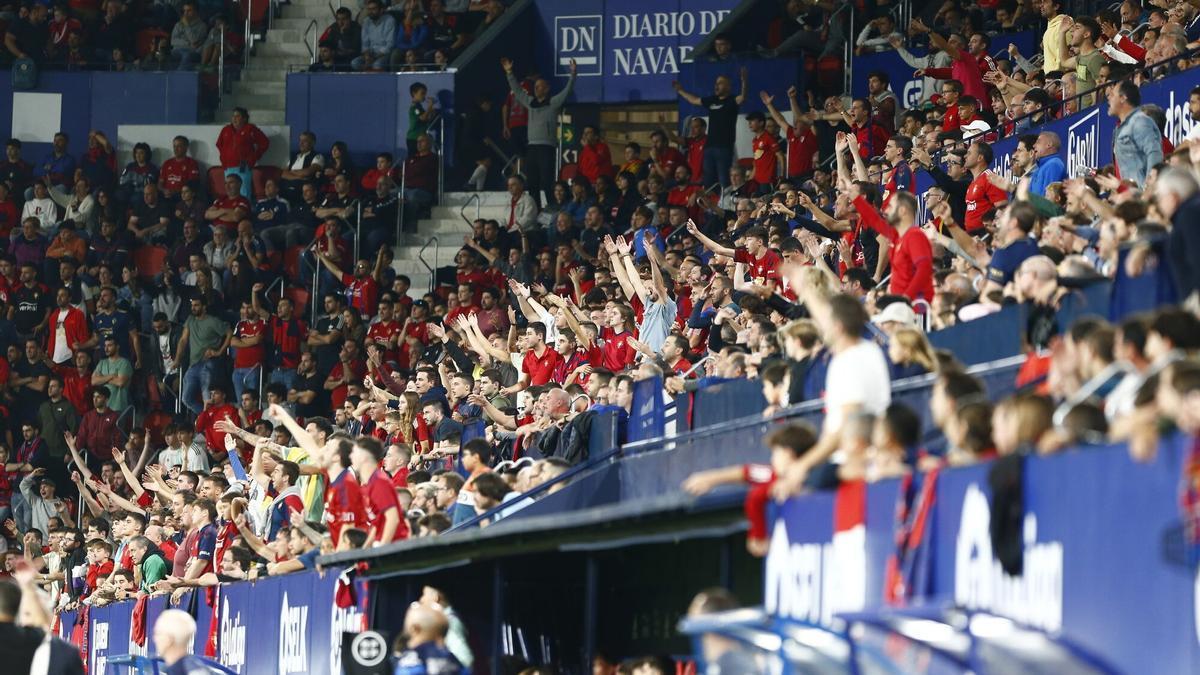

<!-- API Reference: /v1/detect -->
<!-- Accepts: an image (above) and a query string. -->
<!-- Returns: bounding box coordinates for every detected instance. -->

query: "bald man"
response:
[153,609,208,674]
[392,604,463,674]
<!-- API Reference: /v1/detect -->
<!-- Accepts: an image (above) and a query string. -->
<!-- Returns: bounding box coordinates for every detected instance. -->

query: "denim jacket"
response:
[1112,109,1163,187]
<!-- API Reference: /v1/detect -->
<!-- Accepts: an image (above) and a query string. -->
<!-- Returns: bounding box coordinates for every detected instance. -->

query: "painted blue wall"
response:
[0,71,199,166]
[285,72,456,167]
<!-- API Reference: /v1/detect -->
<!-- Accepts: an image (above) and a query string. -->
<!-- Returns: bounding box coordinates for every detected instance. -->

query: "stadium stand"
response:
[1,0,1200,672]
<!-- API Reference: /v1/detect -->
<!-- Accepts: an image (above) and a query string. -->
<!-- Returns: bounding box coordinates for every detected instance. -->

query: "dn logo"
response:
[902,80,924,109]
[555,16,602,76]
[1067,109,1100,179]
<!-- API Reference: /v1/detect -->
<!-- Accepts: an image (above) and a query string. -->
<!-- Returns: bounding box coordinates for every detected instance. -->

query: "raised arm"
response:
[672,80,703,107]
[684,219,735,258]
[734,66,748,105]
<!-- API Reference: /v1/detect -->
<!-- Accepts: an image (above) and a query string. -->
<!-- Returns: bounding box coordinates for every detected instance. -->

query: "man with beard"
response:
[289,351,326,420]
[45,286,93,366]
[852,185,933,304]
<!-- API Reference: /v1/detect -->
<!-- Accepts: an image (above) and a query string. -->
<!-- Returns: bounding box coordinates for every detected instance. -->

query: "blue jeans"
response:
[232,366,261,401]
[703,145,734,188]
[183,359,218,414]
[10,492,29,533]
[224,166,253,199]
[268,367,297,392]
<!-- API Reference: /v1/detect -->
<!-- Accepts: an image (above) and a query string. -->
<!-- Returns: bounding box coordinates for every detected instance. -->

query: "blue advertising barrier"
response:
[765,437,1200,675]
[629,375,667,442]
[531,0,737,103]
[850,31,1037,103]
[62,568,366,675]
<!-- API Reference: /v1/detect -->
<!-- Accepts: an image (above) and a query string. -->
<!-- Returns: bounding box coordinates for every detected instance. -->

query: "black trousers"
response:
[525,143,557,207]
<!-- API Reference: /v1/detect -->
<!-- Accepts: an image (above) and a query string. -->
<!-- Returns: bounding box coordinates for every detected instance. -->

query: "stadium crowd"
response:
[1,0,1200,672]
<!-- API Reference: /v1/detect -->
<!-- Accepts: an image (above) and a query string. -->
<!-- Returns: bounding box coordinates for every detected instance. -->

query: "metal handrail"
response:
[264,275,285,303]
[311,250,321,319]
[436,115,445,204]
[243,0,252,67]
[418,235,439,293]
[218,31,225,109]
[354,200,363,260]
[459,192,480,228]
[396,163,406,245]
[302,18,319,64]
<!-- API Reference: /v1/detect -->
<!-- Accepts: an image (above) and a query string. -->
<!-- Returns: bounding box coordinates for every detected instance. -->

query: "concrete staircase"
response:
[217,0,335,125]
[393,191,511,293]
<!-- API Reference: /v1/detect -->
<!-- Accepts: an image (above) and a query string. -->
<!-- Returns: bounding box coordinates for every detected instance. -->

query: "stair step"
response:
[268,29,306,43]
[429,204,511,221]
[241,67,289,82]
[233,80,286,94]
[244,55,308,68]
[221,109,285,124]
[286,4,339,18]
[440,191,511,207]
[256,41,313,58]
[271,17,321,30]
[221,92,287,109]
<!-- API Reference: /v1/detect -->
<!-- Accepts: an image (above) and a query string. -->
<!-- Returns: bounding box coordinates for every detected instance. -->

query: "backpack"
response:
[12,58,38,90]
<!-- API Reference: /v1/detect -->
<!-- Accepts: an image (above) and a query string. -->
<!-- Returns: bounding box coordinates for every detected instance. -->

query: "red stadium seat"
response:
[132,245,168,281]
[236,0,270,30]
[284,286,311,314]
[284,245,305,282]
[143,410,173,446]
[252,166,282,200]
[207,166,227,199]
[558,163,578,182]
[135,28,169,59]
[737,158,754,169]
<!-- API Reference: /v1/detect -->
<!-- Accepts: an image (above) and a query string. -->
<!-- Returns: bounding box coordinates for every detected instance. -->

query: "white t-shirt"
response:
[823,339,892,433]
[52,312,72,364]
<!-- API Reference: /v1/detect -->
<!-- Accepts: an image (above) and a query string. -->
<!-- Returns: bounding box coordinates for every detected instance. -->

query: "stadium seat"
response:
[132,245,168,281]
[236,0,270,30]
[252,166,281,200]
[143,410,173,447]
[283,245,305,282]
[284,286,311,314]
[135,28,168,59]
[558,163,578,182]
[207,166,227,199]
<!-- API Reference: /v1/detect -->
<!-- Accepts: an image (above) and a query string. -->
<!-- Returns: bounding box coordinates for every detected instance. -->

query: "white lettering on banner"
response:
[903,79,924,109]
[1067,109,1100,178]
[954,484,1064,632]
[556,10,732,79]
[764,519,866,626]
[221,597,247,671]
[612,46,693,76]
[992,151,1013,182]
[1164,89,1195,146]
[279,592,310,675]
[93,621,109,675]
[554,16,603,77]
[330,602,365,675]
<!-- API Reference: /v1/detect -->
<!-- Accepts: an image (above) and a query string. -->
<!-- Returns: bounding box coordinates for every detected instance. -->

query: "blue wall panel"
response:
[0,71,198,166]
[285,72,456,166]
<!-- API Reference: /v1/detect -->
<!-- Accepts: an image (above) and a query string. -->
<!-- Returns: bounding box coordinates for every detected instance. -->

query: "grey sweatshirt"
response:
[505,71,576,147]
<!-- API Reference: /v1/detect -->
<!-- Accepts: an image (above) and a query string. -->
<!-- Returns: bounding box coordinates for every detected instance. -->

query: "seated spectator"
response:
[355,0,396,71]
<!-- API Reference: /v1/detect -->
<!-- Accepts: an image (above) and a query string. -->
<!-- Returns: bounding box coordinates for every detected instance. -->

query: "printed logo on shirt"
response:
[555,15,603,76]
[1067,108,1100,179]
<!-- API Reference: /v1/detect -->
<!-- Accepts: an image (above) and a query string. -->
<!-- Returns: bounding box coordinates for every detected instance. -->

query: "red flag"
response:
[73,605,90,673]
[131,594,149,646]
[205,586,220,658]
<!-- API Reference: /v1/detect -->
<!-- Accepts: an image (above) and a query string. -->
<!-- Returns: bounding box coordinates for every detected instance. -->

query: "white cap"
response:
[872,302,918,329]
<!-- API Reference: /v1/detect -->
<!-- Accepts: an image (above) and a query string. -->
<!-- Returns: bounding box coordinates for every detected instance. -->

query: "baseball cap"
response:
[872,302,918,329]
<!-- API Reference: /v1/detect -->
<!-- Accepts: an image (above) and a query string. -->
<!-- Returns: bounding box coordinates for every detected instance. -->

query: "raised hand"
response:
[214,419,238,435]
[111,447,125,464]
[499,57,513,72]
[759,90,774,106]
[614,236,631,255]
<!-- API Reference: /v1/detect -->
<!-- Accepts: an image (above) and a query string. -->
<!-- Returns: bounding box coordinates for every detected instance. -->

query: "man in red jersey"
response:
[323,436,367,548]
[850,184,934,303]
[352,435,407,545]
[963,140,1008,234]
[577,125,614,183]
[318,253,381,318]
[746,111,782,188]
[503,321,562,395]
[760,87,818,180]
[230,300,265,402]
[158,135,200,200]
